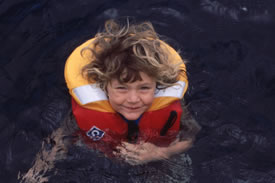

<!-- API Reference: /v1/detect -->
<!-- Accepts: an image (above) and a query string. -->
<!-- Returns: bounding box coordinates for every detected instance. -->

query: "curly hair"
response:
[81,19,185,91]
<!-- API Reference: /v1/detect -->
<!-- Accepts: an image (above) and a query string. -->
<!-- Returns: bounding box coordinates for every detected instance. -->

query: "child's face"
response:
[107,72,156,120]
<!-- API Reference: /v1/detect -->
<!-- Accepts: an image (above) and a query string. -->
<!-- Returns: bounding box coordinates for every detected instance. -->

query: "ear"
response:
[105,82,110,97]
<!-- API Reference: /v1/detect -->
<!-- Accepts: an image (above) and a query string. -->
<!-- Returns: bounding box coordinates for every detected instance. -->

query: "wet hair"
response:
[81,19,185,91]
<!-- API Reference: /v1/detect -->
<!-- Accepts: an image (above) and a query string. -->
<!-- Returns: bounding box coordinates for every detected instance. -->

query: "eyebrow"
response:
[110,80,155,87]
[139,83,154,86]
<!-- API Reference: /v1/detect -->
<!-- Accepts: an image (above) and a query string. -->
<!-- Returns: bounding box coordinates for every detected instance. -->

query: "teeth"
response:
[127,107,139,109]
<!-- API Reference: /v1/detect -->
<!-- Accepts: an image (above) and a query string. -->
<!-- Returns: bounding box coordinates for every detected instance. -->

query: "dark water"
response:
[1,0,275,182]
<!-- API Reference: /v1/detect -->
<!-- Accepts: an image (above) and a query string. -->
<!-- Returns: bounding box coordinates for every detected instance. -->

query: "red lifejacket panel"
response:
[72,98,182,154]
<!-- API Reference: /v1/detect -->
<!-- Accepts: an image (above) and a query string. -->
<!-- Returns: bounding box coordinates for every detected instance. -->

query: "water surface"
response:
[1,0,275,182]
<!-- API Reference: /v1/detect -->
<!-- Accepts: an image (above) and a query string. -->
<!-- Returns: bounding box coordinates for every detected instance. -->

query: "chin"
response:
[123,113,141,121]
[124,116,139,120]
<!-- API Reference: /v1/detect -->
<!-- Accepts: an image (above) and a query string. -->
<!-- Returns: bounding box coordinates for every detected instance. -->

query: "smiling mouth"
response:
[124,106,141,110]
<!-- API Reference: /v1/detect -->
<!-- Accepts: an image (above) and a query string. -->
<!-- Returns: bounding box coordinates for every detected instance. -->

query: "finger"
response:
[118,147,128,155]
[117,144,142,158]
[121,142,134,149]
[116,145,134,155]
[125,156,145,166]
[122,141,140,148]
[120,149,139,159]
[124,157,137,166]
[122,142,139,151]
[116,146,124,151]
[118,149,141,162]
[124,153,145,166]
[123,147,141,156]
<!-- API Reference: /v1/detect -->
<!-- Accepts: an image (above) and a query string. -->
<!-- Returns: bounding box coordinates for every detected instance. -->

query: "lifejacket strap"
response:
[127,120,139,143]
[160,111,178,136]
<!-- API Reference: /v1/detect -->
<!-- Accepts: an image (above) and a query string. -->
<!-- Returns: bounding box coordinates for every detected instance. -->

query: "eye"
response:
[116,86,127,90]
[140,86,151,90]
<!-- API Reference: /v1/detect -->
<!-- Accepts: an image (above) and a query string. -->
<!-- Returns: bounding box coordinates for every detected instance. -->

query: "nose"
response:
[127,90,140,103]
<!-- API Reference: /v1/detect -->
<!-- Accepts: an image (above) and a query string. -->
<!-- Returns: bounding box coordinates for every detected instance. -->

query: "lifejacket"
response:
[64,38,188,150]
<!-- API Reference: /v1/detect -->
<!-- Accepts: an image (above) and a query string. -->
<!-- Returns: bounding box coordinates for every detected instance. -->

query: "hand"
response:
[114,141,168,165]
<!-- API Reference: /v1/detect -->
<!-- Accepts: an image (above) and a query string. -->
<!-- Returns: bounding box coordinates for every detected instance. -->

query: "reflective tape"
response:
[155,81,186,98]
[73,84,107,105]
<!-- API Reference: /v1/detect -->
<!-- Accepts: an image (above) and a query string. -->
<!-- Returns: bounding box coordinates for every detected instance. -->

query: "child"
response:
[65,19,201,165]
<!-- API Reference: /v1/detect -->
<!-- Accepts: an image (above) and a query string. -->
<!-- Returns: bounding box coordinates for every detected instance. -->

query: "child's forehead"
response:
[110,80,156,88]
[110,72,156,85]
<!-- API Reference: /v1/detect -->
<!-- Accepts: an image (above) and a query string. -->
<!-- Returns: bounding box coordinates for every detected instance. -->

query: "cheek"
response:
[143,92,155,105]
[108,92,124,106]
